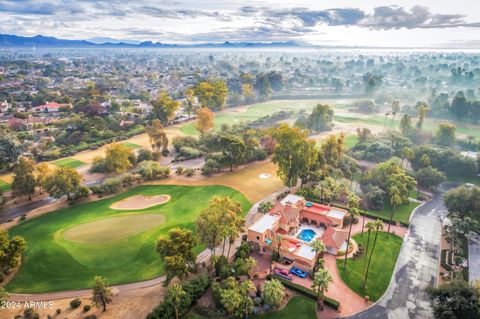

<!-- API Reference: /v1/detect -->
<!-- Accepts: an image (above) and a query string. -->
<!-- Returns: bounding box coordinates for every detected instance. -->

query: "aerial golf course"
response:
[6,185,250,293]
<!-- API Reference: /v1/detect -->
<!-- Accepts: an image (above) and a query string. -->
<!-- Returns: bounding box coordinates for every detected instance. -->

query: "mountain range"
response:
[0,34,307,48]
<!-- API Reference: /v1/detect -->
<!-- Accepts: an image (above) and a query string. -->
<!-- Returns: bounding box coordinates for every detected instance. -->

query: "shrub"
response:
[176,166,185,175]
[201,159,222,175]
[137,148,153,162]
[259,201,274,213]
[55,309,61,314]
[177,146,201,161]
[185,168,195,177]
[89,156,107,173]
[137,160,169,180]
[72,186,90,201]
[83,305,91,312]
[70,298,82,309]
[84,315,97,319]
[98,177,122,194]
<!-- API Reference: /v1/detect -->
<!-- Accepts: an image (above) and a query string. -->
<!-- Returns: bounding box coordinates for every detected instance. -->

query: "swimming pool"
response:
[297,228,317,242]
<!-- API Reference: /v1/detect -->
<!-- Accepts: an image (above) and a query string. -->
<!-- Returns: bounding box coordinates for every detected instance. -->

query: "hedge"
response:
[441,250,452,271]
[267,274,340,311]
[361,211,396,225]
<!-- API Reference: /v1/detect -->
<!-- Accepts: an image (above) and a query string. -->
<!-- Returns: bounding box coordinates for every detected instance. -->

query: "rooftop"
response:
[295,244,316,261]
[280,194,304,206]
[249,214,280,234]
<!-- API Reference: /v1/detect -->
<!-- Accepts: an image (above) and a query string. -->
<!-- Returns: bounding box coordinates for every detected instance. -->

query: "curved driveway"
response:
[346,183,457,319]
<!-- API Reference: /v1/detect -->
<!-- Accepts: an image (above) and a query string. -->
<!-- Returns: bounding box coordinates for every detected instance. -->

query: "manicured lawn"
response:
[365,201,420,225]
[447,175,480,186]
[337,232,402,301]
[0,179,10,192]
[7,185,250,293]
[253,296,317,319]
[52,158,86,169]
[120,141,142,149]
[186,296,317,319]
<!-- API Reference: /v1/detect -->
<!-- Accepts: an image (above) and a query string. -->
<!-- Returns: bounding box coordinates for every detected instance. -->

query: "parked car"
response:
[290,266,307,278]
[274,268,293,280]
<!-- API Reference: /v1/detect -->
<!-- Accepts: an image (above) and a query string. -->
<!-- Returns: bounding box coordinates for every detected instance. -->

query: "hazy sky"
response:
[1,0,480,47]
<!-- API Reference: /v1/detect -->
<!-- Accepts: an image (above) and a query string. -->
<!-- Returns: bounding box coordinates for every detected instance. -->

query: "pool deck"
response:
[293,224,326,242]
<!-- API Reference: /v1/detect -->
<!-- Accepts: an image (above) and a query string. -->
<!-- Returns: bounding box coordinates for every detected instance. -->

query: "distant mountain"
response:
[0,34,307,48]
[86,37,141,45]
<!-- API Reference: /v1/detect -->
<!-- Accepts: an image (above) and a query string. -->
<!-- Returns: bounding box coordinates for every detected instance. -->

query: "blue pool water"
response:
[297,229,317,242]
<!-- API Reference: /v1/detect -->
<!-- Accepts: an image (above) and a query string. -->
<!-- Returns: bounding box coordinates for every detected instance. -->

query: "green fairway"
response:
[0,179,10,192]
[253,296,317,319]
[180,99,336,135]
[7,185,250,293]
[365,201,419,225]
[52,157,86,169]
[337,232,402,301]
[120,141,142,149]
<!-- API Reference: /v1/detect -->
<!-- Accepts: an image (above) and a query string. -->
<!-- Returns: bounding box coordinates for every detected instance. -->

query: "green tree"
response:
[263,279,285,308]
[220,288,241,316]
[239,280,256,318]
[169,284,187,319]
[34,162,51,194]
[151,91,180,124]
[0,133,22,170]
[435,123,456,146]
[387,186,402,233]
[272,124,317,187]
[0,286,9,304]
[310,238,325,271]
[0,229,26,272]
[157,227,197,281]
[401,147,414,169]
[91,276,112,312]
[427,278,480,319]
[219,134,246,171]
[307,104,334,132]
[44,166,81,200]
[11,156,36,200]
[311,268,333,310]
[362,221,376,281]
[415,102,429,129]
[146,119,169,154]
[399,114,412,135]
[343,193,360,269]
[415,166,446,190]
[183,88,196,118]
[104,143,133,173]
[363,219,383,289]
[194,80,228,109]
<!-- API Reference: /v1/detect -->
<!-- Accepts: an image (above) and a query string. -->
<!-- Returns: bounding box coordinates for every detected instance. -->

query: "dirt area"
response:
[62,214,166,243]
[0,283,167,319]
[110,194,171,210]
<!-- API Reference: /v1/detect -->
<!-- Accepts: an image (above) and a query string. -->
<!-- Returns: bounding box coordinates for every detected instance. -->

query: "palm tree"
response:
[169,284,187,319]
[310,238,326,271]
[401,147,414,170]
[344,193,360,270]
[362,221,375,280]
[362,219,383,289]
[239,280,256,318]
[311,268,333,310]
[263,279,286,308]
[387,186,402,234]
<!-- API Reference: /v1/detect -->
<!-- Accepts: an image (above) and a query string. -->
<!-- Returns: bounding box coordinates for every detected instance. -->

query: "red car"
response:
[274,268,293,280]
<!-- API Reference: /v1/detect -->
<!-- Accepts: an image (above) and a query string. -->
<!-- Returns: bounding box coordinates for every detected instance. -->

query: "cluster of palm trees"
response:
[362,219,384,289]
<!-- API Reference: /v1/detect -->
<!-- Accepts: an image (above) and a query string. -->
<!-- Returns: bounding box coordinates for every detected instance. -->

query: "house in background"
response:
[247,194,349,271]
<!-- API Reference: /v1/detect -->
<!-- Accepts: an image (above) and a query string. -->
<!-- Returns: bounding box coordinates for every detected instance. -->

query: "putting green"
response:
[7,185,250,293]
[62,214,166,244]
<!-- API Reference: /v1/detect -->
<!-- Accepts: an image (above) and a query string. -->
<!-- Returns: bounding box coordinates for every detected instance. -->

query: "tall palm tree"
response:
[362,221,376,280]
[387,186,402,234]
[310,238,326,271]
[344,194,360,270]
[362,219,383,289]
[311,268,333,311]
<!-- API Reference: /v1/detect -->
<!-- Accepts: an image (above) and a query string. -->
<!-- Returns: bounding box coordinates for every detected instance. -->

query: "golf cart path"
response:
[8,188,288,302]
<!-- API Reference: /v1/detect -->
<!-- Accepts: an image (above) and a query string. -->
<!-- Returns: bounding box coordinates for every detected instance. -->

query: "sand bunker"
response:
[63,214,166,243]
[110,195,171,210]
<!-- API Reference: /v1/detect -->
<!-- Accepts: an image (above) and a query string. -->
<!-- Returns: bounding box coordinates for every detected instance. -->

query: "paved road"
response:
[346,183,458,319]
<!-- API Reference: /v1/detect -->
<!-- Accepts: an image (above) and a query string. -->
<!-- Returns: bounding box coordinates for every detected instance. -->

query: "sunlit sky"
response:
[1,0,480,47]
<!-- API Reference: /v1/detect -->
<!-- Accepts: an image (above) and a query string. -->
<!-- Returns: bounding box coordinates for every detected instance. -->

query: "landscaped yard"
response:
[52,157,87,169]
[337,232,402,301]
[365,201,420,225]
[0,179,10,192]
[7,185,250,293]
[185,296,317,319]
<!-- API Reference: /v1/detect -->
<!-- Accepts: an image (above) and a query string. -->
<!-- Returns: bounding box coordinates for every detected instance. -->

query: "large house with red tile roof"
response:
[33,101,71,113]
[247,194,349,271]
